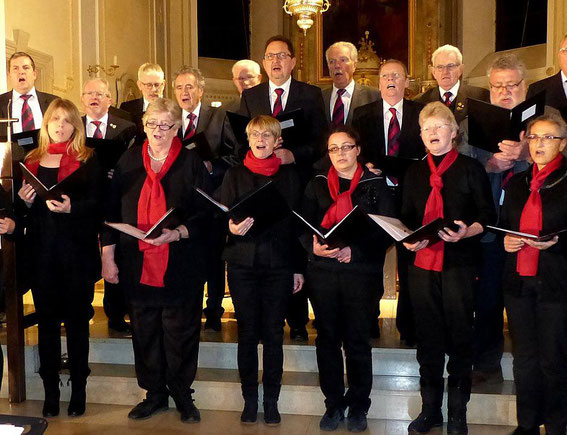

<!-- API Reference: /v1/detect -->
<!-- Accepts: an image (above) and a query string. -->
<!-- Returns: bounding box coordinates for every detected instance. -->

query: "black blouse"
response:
[102,147,212,306]
[401,152,496,268]
[500,161,567,302]
[220,164,304,271]
[299,167,397,273]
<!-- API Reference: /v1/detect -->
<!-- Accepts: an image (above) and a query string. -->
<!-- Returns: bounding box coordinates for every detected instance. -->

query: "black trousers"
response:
[227,264,292,402]
[204,216,226,321]
[473,239,505,372]
[409,265,475,387]
[103,280,128,322]
[286,286,309,330]
[395,244,416,341]
[129,293,203,405]
[307,266,380,412]
[505,288,567,433]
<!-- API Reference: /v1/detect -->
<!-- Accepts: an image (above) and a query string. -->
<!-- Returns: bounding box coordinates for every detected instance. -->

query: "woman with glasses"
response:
[401,102,495,435]
[102,98,211,423]
[501,114,567,435]
[221,115,304,425]
[17,98,103,417]
[299,125,395,432]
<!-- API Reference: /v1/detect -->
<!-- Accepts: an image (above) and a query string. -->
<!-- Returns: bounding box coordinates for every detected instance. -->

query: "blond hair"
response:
[419,102,459,133]
[245,115,281,140]
[142,98,182,129]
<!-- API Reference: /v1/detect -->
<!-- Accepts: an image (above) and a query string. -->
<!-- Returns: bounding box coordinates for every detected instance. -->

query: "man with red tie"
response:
[0,52,57,139]
[322,41,380,127]
[414,45,489,124]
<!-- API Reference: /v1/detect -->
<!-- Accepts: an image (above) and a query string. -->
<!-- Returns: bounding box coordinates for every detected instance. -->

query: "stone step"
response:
[1,364,517,426]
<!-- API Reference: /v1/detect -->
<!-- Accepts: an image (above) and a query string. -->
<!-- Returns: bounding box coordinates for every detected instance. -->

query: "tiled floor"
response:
[0,399,516,434]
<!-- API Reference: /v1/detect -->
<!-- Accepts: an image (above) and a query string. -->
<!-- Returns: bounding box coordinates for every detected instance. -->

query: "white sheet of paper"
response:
[521,104,536,122]
[280,119,294,129]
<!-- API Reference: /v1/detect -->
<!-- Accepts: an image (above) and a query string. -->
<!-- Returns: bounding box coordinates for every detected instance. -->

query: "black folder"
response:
[20,162,88,202]
[86,137,127,172]
[468,91,546,153]
[368,214,459,244]
[195,181,290,237]
[486,225,567,242]
[182,132,214,161]
[105,208,179,240]
[12,129,40,151]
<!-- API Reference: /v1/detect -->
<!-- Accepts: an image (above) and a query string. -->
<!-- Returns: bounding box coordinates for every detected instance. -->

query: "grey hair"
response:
[82,78,111,96]
[232,59,261,77]
[142,98,182,129]
[171,66,205,90]
[137,63,164,80]
[527,113,567,139]
[431,44,463,65]
[487,54,527,80]
[325,41,358,63]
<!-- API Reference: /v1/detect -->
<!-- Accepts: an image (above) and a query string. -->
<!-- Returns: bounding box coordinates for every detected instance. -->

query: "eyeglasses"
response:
[82,91,109,98]
[559,47,567,54]
[380,72,404,80]
[432,63,460,72]
[489,80,523,92]
[249,131,274,140]
[526,134,565,144]
[421,124,451,133]
[145,121,176,131]
[263,52,292,61]
[140,81,164,90]
[234,75,258,82]
[328,144,357,154]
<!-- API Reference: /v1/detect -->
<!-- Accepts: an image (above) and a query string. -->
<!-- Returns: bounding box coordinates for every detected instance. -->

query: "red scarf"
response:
[414,149,459,272]
[138,137,182,287]
[243,150,281,176]
[320,163,364,229]
[517,154,564,276]
[25,141,81,182]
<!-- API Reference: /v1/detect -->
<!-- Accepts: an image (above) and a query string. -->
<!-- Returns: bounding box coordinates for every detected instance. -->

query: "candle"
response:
[113,55,118,65]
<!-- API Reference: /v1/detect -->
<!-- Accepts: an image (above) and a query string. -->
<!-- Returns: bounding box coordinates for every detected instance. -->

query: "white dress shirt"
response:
[561,71,567,99]
[182,102,201,134]
[330,80,356,123]
[438,81,461,104]
[85,113,109,138]
[268,77,292,113]
[11,87,43,134]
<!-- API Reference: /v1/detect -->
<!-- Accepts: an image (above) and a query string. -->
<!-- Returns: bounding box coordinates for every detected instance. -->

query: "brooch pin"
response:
[456,102,465,111]
[110,123,117,129]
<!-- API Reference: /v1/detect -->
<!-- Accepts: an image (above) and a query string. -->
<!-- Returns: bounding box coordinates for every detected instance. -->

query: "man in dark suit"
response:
[322,41,380,127]
[414,44,489,124]
[527,34,567,121]
[0,51,57,139]
[240,35,326,341]
[119,63,165,144]
[81,78,136,334]
[352,59,425,344]
[173,66,229,332]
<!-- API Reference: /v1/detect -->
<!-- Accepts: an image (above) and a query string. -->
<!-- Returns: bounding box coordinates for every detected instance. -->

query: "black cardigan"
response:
[102,147,212,306]
[401,153,496,268]
[220,164,304,272]
[500,161,567,302]
[299,167,397,273]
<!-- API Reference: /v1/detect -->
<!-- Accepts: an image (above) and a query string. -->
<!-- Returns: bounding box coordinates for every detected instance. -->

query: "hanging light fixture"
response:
[283,0,330,35]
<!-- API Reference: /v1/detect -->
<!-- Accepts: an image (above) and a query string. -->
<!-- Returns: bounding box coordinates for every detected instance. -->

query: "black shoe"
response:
[320,407,345,431]
[370,320,381,339]
[67,383,86,416]
[128,398,169,420]
[290,327,308,342]
[179,400,201,423]
[241,400,258,424]
[471,368,503,386]
[204,317,222,332]
[510,427,540,435]
[447,413,468,434]
[408,410,443,433]
[42,381,60,418]
[108,319,131,333]
[263,401,281,425]
[347,408,367,432]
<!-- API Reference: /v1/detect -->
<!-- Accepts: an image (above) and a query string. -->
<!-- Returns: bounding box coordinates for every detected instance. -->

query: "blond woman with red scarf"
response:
[500,114,567,435]
[299,125,396,432]
[401,102,495,435]
[18,98,103,418]
[220,115,304,425]
[101,99,211,424]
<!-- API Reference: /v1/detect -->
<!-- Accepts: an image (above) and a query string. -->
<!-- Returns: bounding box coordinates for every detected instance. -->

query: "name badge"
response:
[280,119,294,130]
[185,142,197,150]
[520,104,536,122]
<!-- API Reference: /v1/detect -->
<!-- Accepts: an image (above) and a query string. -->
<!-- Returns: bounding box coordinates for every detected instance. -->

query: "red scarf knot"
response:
[243,150,281,176]
[320,163,364,230]
[25,141,81,183]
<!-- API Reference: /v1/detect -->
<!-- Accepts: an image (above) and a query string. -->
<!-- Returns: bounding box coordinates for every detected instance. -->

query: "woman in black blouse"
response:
[102,98,210,424]
[18,98,102,418]
[501,114,567,435]
[300,125,396,432]
[401,102,495,435]
[221,115,304,426]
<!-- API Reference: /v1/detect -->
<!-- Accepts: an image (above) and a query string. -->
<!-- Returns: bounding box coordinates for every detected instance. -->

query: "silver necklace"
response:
[148,146,168,162]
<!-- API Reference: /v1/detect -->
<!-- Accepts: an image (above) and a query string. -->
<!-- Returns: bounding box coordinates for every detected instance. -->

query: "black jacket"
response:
[526,72,567,122]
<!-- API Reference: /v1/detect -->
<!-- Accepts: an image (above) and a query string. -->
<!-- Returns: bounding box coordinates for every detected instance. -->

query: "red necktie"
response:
[443,91,453,107]
[332,88,346,127]
[272,88,284,117]
[184,113,196,141]
[387,108,401,184]
[20,94,35,131]
[91,120,103,139]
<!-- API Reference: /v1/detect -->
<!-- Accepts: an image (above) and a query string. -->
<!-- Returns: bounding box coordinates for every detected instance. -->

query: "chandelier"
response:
[283,0,330,35]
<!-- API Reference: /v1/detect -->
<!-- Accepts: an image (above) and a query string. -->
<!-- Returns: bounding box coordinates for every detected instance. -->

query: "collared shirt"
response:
[561,70,567,98]
[11,87,43,133]
[143,98,150,112]
[438,81,461,104]
[330,80,356,123]
[383,98,404,187]
[86,113,109,138]
[268,76,292,113]
[182,102,201,133]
